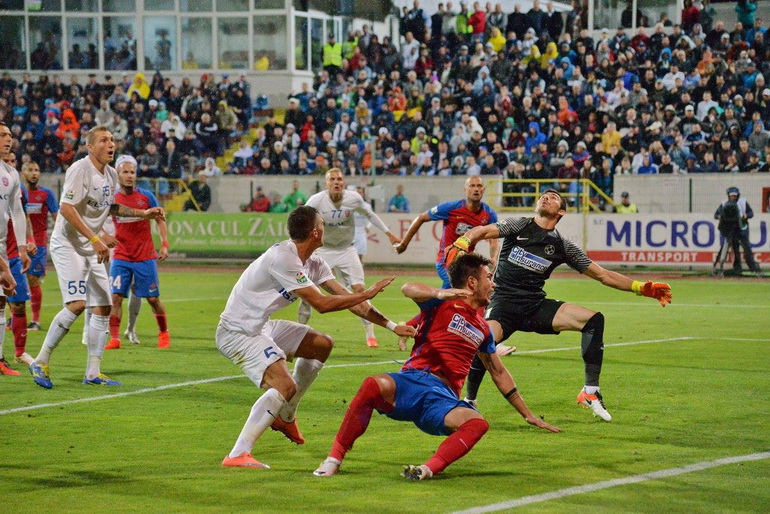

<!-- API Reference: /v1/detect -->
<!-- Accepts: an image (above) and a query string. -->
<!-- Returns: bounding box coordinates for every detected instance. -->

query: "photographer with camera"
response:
[714,187,761,276]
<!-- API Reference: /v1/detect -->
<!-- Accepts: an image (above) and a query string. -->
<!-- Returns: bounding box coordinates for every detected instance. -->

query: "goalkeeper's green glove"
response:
[632,280,672,307]
[443,235,472,267]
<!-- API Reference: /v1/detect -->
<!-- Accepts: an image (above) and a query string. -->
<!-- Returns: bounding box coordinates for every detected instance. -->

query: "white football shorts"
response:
[316,245,365,288]
[50,242,111,307]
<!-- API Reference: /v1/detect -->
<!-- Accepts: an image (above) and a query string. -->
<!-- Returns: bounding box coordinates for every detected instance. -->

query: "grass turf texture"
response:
[1,269,769,513]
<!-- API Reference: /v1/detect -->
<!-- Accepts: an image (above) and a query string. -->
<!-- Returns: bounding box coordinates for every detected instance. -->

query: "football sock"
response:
[297,300,311,325]
[86,314,110,379]
[155,313,168,333]
[424,418,489,475]
[36,308,78,365]
[330,377,393,462]
[0,308,5,356]
[278,358,323,423]
[127,293,141,332]
[464,355,487,402]
[12,312,27,357]
[109,315,121,339]
[363,319,375,338]
[30,285,42,322]
[82,308,91,344]
[229,388,287,458]
[584,385,599,395]
[581,312,605,387]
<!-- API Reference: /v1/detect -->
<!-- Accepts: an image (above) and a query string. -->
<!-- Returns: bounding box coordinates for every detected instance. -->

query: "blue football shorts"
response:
[28,245,49,277]
[7,256,30,303]
[110,259,160,298]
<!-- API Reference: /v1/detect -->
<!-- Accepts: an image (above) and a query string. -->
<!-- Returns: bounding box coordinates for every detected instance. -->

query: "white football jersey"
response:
[219,240,334,335]
[305,189,389,249]
[50,156,117,256]
[0,160,28,251]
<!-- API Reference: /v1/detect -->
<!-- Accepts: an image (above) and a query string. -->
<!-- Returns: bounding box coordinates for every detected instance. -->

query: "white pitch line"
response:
[452,452,770,513]
[0,360,401,416]
[4,336,767,417]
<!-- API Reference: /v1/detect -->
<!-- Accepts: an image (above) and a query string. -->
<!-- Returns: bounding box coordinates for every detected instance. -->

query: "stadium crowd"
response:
[0,0,769,206]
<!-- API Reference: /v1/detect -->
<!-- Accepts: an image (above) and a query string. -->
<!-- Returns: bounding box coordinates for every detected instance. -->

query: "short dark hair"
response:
[448,253,491,289]
[288,206,319,241]
[542,188,567,211]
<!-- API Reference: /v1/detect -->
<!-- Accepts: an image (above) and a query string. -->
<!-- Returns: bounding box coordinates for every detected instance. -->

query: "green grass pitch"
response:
[1,267,769,513]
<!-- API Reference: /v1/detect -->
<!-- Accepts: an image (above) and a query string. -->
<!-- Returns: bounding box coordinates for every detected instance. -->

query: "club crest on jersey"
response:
[296,271,308,284]
[508,246,551,273]
[456,222,473,235]
[1,177,7,187]
[544,244,555,255]
[447,313,484,346]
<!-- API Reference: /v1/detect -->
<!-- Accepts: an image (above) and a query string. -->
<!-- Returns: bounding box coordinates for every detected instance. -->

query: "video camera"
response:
[718,187,742,238]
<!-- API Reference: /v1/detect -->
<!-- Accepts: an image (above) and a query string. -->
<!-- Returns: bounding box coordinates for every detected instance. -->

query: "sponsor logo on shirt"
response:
[455,222,473,235]
[296,271,308,284]
[447,313,484,346]
[507,246,552,273]
[27,203,43,214]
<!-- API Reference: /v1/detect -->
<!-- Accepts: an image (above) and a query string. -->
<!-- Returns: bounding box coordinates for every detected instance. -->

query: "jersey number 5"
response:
[67,280,87,295]
[264,346,278,359]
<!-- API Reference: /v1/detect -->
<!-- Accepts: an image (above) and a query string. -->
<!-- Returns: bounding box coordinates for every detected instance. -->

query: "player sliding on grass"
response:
[314,253,560,480]
[443,189,672,422]
[218,206,414,469]
[28,126,165,389]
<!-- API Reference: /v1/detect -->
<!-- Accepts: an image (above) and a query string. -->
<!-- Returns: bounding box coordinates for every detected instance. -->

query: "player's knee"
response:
[272,380,297,402]
[66,301,86,316]
[581,311,604,333]
[9,302,25,315]
[314,333,334,361]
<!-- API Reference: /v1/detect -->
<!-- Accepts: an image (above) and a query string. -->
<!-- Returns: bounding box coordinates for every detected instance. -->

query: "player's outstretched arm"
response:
[443,224,501,267]
[583,263,672,307]
[477,352,561,433]
[60,203,110,263]
[401,282,472,303]
[294,276,395,314]
[320,280,416,338]
[394,212,431,254]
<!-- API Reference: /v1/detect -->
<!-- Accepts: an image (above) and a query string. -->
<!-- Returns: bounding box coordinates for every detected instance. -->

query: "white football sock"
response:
[584,385,600,395]
[86,314,110,379]
[127,292,141,332]
[36,308,79,365]
[0,307,5,356]
[82,308,91,344]
[279,358,324,422]
[229,388,287,458]
[363,319,375,338]
[297,300,312,325]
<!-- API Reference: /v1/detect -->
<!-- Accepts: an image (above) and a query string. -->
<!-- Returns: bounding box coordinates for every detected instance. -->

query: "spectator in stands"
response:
[614,191,639,213]
[202,157,222,177]
[184,172,212,211]
[242,186,271,212]
[388,184,411,213]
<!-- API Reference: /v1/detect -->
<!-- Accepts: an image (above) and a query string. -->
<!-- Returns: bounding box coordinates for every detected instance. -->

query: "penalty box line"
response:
[453,451,770,513]
[2,336,765,417]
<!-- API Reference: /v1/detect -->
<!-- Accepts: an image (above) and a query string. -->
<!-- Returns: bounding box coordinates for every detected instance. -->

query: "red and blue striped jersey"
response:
[402,298,495,397]
[112,187,159,262]
[26,185,59,246]
[428,200,497,264]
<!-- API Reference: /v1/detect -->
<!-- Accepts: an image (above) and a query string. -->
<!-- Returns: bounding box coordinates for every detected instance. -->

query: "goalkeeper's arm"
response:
[443,224,501,266]
[583,263,672,307]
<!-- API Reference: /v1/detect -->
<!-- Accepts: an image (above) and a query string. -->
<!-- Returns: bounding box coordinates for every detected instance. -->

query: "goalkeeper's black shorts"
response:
[485,297,564,342]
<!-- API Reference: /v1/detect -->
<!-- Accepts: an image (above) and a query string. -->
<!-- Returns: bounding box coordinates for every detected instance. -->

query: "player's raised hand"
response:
[634,280,672,307]
[437,288,472,301]
[365,276,396,299]
[525,416,561,433]
[393,324,416,338]
[387,232,402,246]
[443,235,472,267]
[393,241,408,254]
[144,207,166,221]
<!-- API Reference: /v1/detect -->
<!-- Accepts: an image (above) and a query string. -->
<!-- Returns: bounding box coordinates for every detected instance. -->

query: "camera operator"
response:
[714,187,761,276]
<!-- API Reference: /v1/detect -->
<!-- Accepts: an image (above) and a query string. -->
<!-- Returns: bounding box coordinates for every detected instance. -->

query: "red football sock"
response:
[30,285,42,323]
[330,377,394,462]
[12,313,27,357]
[155,313,168,333]
[109,315,121,339]
[424,418,489,475]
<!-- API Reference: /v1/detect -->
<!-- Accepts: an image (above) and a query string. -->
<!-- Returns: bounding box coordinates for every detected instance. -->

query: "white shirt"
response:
[0,161,27,250]
[50,156,117,256]
[305,190,390,249]
[219,240,334,335]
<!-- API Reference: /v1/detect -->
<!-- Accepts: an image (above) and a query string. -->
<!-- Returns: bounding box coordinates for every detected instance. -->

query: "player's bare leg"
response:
[145,296,170,348]
[222,360,294,469]
[107,293,124,350]
[553,303,611,422]
[351,283,377,348]
[272,329,333,444]
[314,374,395,477]
[27,274,43,330]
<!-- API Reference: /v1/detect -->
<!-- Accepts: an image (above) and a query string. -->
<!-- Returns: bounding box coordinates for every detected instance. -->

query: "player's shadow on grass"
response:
[23,469,137,488]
